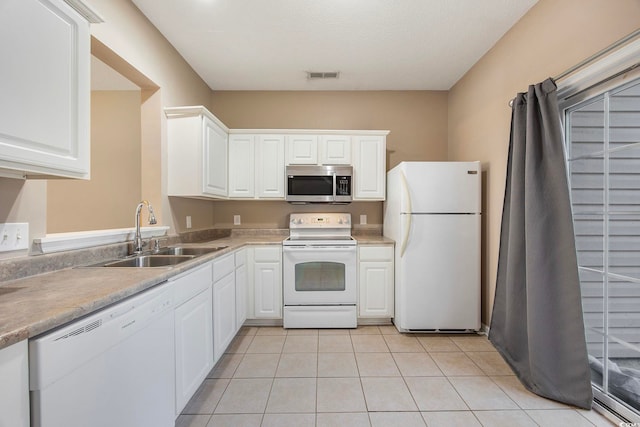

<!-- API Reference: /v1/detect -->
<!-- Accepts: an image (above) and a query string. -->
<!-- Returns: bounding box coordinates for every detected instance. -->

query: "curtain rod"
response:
[508,28,640,107]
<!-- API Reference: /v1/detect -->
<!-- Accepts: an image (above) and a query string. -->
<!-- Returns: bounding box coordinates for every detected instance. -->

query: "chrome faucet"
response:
[133,200,157,254]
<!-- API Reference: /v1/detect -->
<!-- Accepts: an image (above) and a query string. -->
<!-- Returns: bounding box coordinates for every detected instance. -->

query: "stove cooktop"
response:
[286,213,355,246]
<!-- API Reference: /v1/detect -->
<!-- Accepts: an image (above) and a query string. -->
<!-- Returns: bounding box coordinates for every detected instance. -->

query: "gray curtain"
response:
[489,78,593,409]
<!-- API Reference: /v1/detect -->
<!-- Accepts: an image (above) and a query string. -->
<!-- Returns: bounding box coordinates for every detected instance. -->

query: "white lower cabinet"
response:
[213,254,237,362]
[172,263,214,416]
[235,249,248,329]
[0,340,29,427]
[250,246,283,319]
[358,245,394,318]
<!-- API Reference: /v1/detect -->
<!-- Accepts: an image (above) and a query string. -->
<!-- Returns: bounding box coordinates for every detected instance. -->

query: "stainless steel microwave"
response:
[286,165,353,203]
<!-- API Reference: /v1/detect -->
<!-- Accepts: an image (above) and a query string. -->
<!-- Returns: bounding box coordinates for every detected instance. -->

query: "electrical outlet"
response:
[233,215,241,225]
[0,223,29,252]
[186,216,192,229]
[360,215,367,225]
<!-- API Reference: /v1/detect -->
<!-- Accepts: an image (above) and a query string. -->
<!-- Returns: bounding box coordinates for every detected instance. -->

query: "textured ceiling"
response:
[131,0,538,91]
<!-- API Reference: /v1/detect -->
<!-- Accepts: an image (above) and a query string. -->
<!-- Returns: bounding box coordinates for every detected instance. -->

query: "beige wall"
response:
[86,0,212,108]
[447,0,640,325]
[208,90,448,230]
[209,201,383,230]
[212,91,448,169]
[86,0,218,234]
[47,91,142,232]
[0,179,47,242]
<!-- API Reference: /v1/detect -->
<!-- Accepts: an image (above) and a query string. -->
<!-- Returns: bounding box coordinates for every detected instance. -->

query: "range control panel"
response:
[289,213,351,229]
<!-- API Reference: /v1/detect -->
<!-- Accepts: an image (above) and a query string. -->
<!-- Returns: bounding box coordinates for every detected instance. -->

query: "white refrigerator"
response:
[383,161,481,332]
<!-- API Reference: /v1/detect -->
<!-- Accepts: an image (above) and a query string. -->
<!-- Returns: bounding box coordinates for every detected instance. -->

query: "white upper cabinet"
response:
[353,135,387,200]
[286,135,318,165]
[228,134,256,198]
[286,134,352,165]
[203,117,228,197]
[319,135,351,165]
[0,0,99,179]
[255,135,285,198]
[164,115,387,201]
[166,106,229,199]
[228,133,284,199]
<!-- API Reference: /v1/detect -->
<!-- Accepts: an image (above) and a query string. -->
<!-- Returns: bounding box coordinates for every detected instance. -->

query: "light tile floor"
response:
[175,326,615,427]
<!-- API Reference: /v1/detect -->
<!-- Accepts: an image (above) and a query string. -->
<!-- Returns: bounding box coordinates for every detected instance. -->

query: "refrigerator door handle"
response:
[401,213,411,257]
[400,171,412,214]
[400,171,412,257]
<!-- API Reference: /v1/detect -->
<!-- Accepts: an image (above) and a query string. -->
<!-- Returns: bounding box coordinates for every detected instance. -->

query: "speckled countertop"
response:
[0,232,393,350]
[353,235,395,245]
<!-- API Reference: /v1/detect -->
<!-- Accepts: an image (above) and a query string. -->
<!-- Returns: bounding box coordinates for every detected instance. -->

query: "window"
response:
[565,74,640,421]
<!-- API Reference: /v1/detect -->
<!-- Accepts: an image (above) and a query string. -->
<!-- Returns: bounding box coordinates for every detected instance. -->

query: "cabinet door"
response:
[256,135,285,198]
[353,135,386,200]
[0,0,90,179]
[359,261,394,317]
[213,272,236,362]
[203,117,228,197]
[286,135,318,165]
[0,340,29,427]
[235,247,248,330]
[320,135,351,165]
[175,287,214,414]
[254,261,283,318]
[235,263,247,331]
[228,134,255,198]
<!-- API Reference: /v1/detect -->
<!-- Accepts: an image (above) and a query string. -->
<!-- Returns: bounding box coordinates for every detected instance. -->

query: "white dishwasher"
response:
[29,282,175,427]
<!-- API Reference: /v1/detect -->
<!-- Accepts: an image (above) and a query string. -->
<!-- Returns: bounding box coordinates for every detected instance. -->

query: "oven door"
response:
[283,245,357,305]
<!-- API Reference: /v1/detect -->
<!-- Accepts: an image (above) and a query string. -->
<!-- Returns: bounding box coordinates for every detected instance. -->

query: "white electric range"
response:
[282,213,357,328]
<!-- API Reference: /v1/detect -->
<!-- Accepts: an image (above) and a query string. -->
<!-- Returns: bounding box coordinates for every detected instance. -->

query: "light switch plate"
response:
[233,215,241,225]
[360,215,367,225]
[0,223,29,252]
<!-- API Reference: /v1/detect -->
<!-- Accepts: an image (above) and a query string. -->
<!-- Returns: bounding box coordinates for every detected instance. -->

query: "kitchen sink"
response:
[80,246,228,268]
[154,246,228,256]
[81,245,228,268]
[100,255,195,268]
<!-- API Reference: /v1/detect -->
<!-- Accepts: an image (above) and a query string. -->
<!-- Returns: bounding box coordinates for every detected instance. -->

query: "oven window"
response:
[288,176,333,196]
[295,262,345,291]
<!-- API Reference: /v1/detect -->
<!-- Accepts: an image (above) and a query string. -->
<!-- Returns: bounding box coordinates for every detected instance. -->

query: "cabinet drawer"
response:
[213,253,235,282]
[171,263,213,307]
[234,249,247,267]
[253,246,281,262]
[359,245,394,262]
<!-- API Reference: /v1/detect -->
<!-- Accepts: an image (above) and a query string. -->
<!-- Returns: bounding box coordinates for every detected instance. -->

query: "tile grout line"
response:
[178,329,613,427]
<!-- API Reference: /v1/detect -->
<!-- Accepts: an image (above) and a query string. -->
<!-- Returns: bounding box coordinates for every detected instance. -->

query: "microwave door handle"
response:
[332,172,337,202]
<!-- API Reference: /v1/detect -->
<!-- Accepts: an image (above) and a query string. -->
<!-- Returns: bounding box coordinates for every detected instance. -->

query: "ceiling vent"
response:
[307,71,340,80]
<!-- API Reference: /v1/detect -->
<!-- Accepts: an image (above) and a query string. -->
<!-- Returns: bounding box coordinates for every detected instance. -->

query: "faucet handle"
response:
[148,205,157,225]
[150,238,161,253]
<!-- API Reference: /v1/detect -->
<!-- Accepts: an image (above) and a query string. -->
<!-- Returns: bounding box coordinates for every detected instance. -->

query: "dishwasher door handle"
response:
[109,304,137,320]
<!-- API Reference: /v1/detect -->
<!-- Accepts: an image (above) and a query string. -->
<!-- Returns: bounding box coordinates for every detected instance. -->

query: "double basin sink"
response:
[93,246,228,268]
